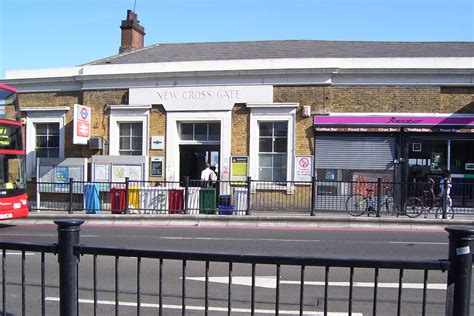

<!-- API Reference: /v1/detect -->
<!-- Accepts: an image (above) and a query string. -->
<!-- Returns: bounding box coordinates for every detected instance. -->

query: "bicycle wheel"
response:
[345,194,368,216]
[435,205,455,219]
[404,197,424,218]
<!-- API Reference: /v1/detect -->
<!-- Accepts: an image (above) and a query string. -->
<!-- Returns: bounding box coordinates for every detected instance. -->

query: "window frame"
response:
[248,103,298,191]
[23,106,68,179]
[34,122,60,158]
[108,105,150,156]
[118,122,144,156]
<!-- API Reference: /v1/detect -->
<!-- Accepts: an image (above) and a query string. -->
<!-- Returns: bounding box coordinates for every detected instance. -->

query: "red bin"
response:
[110,188,126,214]
[168,189,184,214]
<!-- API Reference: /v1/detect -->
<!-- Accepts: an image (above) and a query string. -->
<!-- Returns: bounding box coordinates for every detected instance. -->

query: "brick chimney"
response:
[119,10,145,54]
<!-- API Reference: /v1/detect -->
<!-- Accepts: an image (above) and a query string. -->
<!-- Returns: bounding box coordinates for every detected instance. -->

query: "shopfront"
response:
[313,113,474,184]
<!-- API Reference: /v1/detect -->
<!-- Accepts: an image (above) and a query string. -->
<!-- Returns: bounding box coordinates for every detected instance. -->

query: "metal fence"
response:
[0,220,473,315]
[26,177,474,216]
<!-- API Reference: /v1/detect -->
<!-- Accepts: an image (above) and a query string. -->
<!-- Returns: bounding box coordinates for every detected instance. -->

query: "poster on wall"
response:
[112,165,143,182]
[231,156,248,181]
[430,152,443,173]
[295,156,313,183]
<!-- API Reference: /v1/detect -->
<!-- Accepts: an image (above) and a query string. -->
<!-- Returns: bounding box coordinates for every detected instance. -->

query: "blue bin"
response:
[84,183,100,214]
[218,195,231,207]
[218,205,235,215]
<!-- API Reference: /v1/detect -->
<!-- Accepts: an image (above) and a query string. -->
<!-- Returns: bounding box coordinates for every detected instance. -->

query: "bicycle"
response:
[404,190,454,219]
[345,187,399,217]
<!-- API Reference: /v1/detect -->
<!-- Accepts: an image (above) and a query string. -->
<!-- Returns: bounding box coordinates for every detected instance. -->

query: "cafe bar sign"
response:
[129,85,273,111]
[314,114,474,133]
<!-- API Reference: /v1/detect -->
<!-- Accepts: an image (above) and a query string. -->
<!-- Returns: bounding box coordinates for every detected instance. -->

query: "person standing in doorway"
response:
[201,162,217,187]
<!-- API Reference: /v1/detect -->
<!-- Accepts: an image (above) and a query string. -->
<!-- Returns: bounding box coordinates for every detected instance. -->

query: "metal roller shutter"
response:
[315,135,397,170]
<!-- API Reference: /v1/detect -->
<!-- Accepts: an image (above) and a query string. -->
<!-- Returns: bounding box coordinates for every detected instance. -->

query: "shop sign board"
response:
[316,127,400,132]
[314,115,474,127]
[73,104,91,145]
[295,156,312,183]
[231,156,248,181]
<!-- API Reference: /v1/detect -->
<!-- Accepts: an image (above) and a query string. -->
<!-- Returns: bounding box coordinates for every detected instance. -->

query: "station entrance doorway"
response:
[179,145,220,182]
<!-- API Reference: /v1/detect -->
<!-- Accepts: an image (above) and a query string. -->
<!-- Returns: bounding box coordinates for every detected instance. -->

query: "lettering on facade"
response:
[387,117,422,124]
[156,89,241,101]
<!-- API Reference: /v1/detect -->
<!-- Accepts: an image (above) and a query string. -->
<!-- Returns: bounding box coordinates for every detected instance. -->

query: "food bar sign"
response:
[73,104,91,145]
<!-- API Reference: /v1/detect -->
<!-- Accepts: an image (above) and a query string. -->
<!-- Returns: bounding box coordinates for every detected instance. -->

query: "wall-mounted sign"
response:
[150,157,163,177]
[295,156,313,182]
[314,114,474,127]
[231,156,248,181]
[150,136,164,150]
[129,86,273,111]
[73,104,91,145]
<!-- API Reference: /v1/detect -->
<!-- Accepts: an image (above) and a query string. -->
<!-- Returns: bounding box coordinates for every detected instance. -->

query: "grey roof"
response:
[87,40,474,66]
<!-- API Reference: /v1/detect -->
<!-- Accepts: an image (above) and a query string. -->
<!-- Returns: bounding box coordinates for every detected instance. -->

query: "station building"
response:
[1,11,474,191]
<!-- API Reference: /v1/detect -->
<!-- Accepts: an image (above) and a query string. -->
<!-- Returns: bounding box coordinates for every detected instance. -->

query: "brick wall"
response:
[148,105,167,180]
[19,85,474,174]
[82,90,128,157]
[20,91,81,156]
[231,104,250,155]
[440,87,474,113]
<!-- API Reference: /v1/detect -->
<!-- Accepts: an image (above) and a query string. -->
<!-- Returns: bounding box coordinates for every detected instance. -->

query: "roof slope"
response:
[86,40,474,66]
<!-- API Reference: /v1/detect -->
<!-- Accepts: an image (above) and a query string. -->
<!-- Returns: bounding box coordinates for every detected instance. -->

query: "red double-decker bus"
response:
[0,84,28,219]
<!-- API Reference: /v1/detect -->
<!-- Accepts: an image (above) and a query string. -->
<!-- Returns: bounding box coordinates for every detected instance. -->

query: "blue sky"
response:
[0,0,472,79]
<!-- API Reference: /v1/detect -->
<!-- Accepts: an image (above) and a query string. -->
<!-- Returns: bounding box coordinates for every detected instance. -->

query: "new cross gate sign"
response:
[73,104,91,145]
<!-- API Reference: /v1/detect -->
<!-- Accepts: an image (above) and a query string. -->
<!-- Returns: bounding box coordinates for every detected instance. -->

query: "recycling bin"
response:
[218,205,235,215]
[110,188,126,214]
[218,195,232,207]
[128,186,141,212]
[199,188,216,214]
[140,187,168,214]
[233,187,248,215]
[168,189,184,214]
[186,187,200,214]
[84,183,100,214]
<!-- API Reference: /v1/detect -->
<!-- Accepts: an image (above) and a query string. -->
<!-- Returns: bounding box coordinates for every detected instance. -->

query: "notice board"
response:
[36,158,87,193]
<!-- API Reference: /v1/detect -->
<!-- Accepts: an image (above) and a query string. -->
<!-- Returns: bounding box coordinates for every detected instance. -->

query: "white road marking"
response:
[0,233,99,238]
[4,251,36,256]
[45,297,359,315]
[187,276,447,290]
[388,241,447,245]
[161,237,319,242]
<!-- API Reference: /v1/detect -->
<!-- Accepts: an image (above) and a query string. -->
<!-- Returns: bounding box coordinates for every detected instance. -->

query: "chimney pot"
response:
[119,10,145,54]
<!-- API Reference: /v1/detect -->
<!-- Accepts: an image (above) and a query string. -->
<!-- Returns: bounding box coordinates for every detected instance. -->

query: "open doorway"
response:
[179,145,220,181]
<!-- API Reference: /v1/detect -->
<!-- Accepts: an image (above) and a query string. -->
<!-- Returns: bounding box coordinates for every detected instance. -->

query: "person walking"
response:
[438,171,453,218]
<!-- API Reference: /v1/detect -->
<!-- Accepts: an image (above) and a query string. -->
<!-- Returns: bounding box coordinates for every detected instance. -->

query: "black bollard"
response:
[55,219,84,316]
[445,226,474,316]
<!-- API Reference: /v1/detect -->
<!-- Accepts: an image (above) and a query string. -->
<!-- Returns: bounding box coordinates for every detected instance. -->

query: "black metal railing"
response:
[26,177,474,216]
[0,220,473,315]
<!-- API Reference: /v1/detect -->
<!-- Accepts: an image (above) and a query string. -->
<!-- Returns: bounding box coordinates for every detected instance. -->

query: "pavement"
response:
[5,210,474,230]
